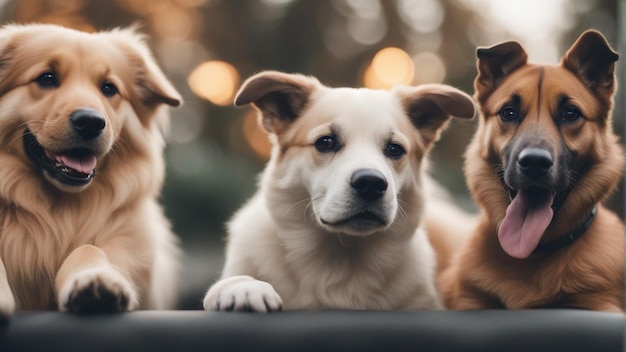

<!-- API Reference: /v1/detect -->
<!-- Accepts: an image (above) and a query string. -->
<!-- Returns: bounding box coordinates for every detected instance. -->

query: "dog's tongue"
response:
[60,154,97,175]
[498,189,554,259]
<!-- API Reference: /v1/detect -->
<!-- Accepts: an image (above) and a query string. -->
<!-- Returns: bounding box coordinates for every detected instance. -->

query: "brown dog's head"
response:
[467,30,623,259]
[0,24,181,194]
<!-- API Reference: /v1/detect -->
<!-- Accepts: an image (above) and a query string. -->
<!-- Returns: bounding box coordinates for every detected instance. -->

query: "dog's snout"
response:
[517,148,553,178]
[350,169,388,202]
[70,109,106,140]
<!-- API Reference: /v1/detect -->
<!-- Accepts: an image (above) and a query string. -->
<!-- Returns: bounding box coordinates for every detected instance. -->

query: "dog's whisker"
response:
[283,196,313,217]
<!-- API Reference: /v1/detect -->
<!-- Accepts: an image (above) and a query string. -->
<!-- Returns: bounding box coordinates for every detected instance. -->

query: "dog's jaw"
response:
[23,130,97,192]
[319,210,390,236]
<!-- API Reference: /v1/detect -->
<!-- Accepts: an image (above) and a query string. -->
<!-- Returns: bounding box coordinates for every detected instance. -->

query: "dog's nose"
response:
[350,169,388,202]
[517,147,553,178]
[70,109,106,140]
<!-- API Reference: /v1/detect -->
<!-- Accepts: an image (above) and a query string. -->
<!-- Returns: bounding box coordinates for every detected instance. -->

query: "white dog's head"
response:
[237,71,474,236]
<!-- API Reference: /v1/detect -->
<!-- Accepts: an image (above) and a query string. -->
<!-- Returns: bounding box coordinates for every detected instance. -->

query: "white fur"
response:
[203,73,473,312]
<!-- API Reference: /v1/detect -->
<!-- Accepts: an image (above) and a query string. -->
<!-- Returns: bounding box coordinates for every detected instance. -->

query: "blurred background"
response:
[0,0,620,309]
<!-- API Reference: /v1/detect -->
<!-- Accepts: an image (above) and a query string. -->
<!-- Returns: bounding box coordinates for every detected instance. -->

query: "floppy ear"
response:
[131,51,182,108]
[235,71,319,135]
[561,30,618,96]
[475,41,527,103]
[0,26,21,97]
[396,84,475,149]
[102,27,182,109]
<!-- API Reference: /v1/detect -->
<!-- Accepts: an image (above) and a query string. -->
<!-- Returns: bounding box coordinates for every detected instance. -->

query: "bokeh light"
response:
[413,52,446,84]
[188,60,240,106]
[363,47,414,89]
[242,110,272,160]
[398,0,444,33]
[150,3,199,40]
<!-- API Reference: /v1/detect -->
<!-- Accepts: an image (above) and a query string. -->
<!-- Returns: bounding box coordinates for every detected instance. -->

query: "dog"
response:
[0,24,182,317]
[202,71,475,312]
[440,30,624,311]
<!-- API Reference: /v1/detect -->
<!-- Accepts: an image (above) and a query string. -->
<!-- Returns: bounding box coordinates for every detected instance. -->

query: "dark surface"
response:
[0,310,622,352]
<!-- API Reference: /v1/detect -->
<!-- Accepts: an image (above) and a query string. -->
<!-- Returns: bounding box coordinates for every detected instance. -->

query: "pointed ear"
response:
[396,84,475,149]
[104,27,182,109]
[475,41,527,103]
[235,71,319,134]
[561,30,618,96]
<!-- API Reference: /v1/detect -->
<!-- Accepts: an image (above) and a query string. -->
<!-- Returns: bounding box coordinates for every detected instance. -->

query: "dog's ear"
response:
[0,26,20,96]
[130,51,182,108]
[562,30,618,96]
[102,27,182,110]
[475,41,527,103]
[235,71,319,135]
[396,84,475,148]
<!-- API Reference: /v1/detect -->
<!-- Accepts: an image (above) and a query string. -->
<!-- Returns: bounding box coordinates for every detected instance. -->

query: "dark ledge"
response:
[0,310,623,352]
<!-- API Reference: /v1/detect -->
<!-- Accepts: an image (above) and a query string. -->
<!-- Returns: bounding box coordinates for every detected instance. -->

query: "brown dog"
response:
[441,30,624,311]
[0,24,181,317]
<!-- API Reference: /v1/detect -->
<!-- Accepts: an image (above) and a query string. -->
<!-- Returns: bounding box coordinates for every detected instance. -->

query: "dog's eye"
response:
[499,106,520,122]
[384,143,405,160]
[101,82,119,97]
[314,135,339,153]
[560,106,582,122]
[35,72,59,88]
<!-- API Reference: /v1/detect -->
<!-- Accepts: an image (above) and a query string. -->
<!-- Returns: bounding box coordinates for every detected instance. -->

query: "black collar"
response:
[534,206,597,254]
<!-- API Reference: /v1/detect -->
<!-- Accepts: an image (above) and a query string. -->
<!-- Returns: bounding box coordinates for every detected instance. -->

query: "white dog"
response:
[203,71,474,312]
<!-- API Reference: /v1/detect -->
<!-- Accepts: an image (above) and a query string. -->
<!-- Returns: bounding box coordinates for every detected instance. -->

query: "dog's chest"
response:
[276,242,422,310]
[0,206,80,309]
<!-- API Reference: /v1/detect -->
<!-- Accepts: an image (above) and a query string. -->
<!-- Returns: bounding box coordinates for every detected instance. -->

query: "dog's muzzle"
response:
[23,109,106,188]
[499,147,559,259]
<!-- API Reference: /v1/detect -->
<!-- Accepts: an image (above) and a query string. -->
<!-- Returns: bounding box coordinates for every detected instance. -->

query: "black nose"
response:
[517,147,553,178]
[70,109,106,140]
[350,169,388,202]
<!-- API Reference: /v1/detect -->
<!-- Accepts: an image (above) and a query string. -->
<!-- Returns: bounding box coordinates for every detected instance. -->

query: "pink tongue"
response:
[60,154,97,175]
[498,189,554,259]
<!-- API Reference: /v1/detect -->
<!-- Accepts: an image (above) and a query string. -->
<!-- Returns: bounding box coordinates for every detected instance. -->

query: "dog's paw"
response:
[203,275,283,313]
[58,269,138,314]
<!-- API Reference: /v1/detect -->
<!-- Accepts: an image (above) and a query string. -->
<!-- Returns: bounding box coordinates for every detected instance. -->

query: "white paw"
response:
[203,275,283,313]
[58,268,138,314]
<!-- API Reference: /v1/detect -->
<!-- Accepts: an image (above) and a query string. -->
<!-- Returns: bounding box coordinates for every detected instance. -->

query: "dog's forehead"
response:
[308,87,407,129]
[7,27,127,72]
[487,65,596,113]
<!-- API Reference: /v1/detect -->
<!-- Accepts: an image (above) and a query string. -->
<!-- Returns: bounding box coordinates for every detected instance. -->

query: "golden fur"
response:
[0,24,181,316]
[441,30,624,311]
[202,71,475,312]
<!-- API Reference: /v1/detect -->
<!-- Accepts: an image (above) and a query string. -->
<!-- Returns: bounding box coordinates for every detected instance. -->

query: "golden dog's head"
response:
[467,30,623,258]
[236,71,474,236]
[0,24,181,194]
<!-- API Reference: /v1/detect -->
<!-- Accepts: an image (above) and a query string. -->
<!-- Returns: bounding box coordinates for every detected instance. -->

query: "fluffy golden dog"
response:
[203,71,474,312]
[0,24,182,317]
[441,30,624,311]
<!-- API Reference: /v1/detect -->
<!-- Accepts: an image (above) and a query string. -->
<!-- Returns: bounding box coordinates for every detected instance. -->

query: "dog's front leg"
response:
[0,256,16,318]
[203,275,283,313]
[55,244,138,313]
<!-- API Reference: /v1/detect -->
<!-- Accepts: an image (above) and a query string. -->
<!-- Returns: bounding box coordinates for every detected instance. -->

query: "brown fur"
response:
[0,24,181,316]
[440,30,624,312]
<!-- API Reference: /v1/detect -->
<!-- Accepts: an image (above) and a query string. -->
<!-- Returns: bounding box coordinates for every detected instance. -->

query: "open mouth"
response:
[499,186,556,259]
[23,129,97,187]
[321,211,387,232]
